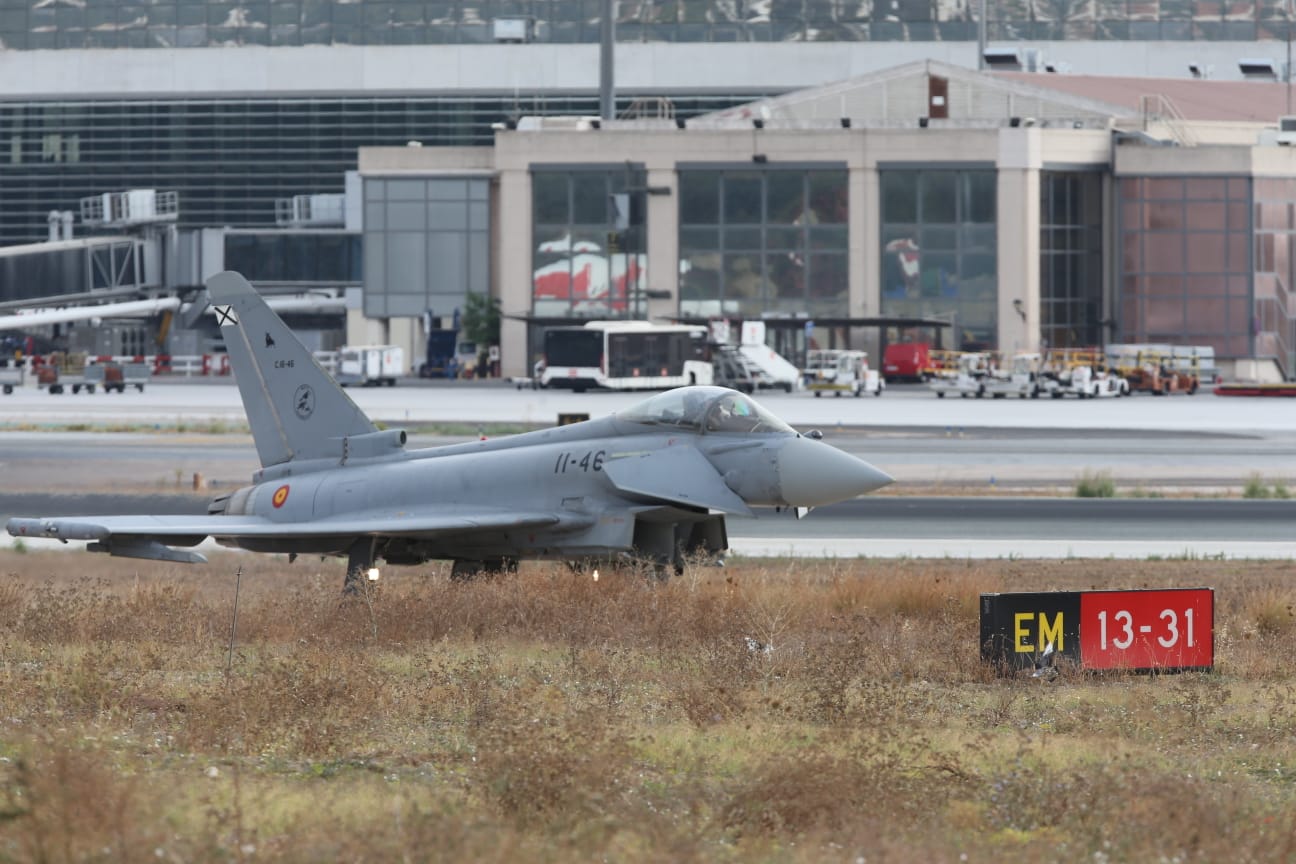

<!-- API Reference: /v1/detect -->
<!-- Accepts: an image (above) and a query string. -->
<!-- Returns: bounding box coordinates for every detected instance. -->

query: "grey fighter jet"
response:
[7,271,893,589]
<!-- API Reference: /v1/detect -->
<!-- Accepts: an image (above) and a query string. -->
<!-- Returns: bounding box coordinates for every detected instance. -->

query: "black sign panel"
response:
[980,591,1081,672]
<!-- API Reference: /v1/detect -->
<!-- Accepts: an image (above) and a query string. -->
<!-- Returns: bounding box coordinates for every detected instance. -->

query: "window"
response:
[531,166,647,319]
[677,167,847,319]
[1118,175,1259,366]
[880,168,998,350]
[1040,172,1103,349]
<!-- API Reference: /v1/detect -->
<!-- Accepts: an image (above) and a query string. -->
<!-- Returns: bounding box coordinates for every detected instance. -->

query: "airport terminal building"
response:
[360,62,1296,380]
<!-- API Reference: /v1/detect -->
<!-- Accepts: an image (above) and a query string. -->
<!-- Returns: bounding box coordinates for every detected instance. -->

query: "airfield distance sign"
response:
[1078,588,1214,670]
[981,588,1214,673]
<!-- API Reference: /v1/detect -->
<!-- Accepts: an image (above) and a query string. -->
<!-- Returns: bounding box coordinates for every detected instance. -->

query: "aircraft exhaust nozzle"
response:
[776,436,893,507]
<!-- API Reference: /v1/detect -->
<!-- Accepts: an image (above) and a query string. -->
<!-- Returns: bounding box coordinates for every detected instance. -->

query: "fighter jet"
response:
[7,271,893,590]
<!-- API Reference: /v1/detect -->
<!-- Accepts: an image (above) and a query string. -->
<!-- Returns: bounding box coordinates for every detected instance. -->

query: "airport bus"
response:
[541,321,714,391]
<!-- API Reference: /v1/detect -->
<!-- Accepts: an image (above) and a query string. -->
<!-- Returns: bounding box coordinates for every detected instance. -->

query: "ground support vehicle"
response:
[85,361,149,393]
[928,352,993,398]
[1043,363,1129,399]
[738,344,798,392]
[985,353,1047,399]
[36,353,95,394]
[420,331,462,379]
[1113,353,1199,396]
[1037,349,1125,399]
[0,359,22,394]
[882,342,942,382]
[337,345,404,387]
[808,350,884,397]
[512,359,548,390]
[712,344,763,394]
[1106,343,1203,395]
[1122,361,1198,395]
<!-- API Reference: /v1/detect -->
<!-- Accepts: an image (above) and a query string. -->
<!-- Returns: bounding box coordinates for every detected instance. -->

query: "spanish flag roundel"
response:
[272,485,290,508]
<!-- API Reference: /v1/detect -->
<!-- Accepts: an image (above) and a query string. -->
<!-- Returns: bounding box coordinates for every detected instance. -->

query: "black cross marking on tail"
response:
[214,305,237,327]
[265,332,276,348]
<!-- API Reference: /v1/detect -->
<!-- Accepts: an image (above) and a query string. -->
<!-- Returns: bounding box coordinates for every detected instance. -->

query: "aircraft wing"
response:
[603,445,754,516]
[7,509,572,564]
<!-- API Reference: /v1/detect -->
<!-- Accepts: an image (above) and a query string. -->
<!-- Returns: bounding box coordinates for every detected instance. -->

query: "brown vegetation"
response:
[0,551,1294,862]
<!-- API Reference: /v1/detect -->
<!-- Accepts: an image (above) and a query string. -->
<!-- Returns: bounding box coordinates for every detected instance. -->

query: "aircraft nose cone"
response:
[776,436,893,507]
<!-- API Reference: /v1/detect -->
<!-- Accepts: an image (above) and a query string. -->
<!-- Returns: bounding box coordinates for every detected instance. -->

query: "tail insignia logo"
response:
[272,485,290,508]
[214,306,238,327]
[294,384,315,419]
[265,332,276,348]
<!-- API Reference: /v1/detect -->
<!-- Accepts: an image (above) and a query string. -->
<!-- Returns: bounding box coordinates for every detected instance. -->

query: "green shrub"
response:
[1243,473,1271,499]
[1075,470,1115,498]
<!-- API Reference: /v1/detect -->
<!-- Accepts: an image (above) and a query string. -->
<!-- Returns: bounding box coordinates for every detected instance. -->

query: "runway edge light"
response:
[980,588,1214,675]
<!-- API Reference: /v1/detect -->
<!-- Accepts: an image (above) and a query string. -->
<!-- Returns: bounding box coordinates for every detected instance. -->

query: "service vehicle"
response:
[929,352,993,398]
[735,322,799,391]
[882,342,942,382]
[1042,349,1128,398]
[1106,344,1200,395]
[808,349,884,397]
[0,358,23,394]
[35,352,96,395]
[512,358,547,390]
[985,352,1047,399]
[541,321,713,392]
[85,360,149,393]
[337,345,404,387]
[712,344,762,394]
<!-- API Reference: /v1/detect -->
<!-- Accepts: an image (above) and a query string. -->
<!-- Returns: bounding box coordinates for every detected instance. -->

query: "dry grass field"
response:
[0,549,1293,863]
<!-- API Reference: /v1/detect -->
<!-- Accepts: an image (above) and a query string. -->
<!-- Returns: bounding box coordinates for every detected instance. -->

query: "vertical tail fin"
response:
[207,271,377,467]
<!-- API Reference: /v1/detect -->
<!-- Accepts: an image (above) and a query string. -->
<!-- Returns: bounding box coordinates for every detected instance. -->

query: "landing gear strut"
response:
[344,538,377,595]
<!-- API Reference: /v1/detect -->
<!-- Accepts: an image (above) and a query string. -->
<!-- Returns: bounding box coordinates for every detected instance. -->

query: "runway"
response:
[2,382,1294,559]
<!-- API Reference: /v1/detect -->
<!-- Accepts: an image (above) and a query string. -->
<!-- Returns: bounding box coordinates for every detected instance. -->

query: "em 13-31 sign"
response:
[980,588,1214,673]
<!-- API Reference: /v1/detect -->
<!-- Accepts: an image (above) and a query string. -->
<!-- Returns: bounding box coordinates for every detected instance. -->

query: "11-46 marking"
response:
[554,450,606,474]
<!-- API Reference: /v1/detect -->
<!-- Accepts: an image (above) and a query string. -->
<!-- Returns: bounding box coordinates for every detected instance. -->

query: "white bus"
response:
[541,321,714,392]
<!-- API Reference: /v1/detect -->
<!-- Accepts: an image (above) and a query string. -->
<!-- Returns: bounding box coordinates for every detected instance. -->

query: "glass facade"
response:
[0,0,1289,46]
[1040,171,1104,349]
[1117,176,1253,360]
[1252,178,1296,377]
[677,166,848,319]
[880,168,997,351]
[224,231,361,284]
[363,177,491,319]
[532,165,648,319]
[0,94,755,247]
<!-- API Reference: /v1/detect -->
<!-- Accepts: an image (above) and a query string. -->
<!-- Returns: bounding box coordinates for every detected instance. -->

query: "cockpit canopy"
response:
[617,386,795,435]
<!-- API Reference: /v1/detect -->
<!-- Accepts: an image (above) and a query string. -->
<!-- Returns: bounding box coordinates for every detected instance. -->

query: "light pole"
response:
[978,0,987,70]
[600,0,616,120]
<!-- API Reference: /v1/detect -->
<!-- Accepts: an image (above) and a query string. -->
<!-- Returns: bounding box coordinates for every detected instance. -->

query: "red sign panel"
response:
[1078,588,1214,670]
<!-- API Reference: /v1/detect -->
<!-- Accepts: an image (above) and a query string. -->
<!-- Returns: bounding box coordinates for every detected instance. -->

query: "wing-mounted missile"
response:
[603,445,754,516]
[87,538,208,564]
